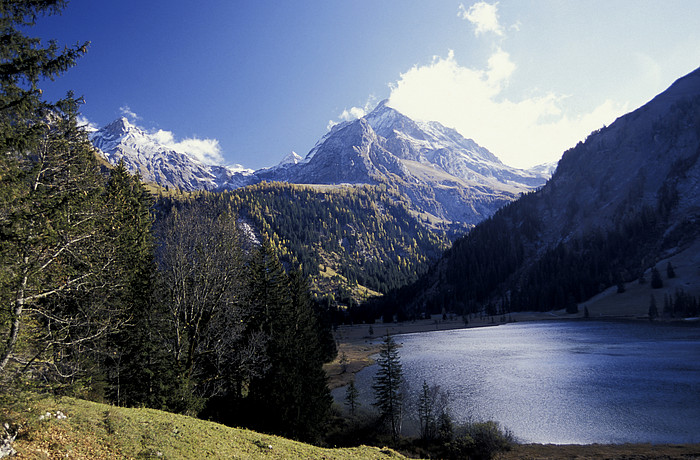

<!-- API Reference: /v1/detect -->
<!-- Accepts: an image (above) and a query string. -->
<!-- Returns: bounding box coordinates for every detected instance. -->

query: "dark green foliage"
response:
[667,261,676,279]
[372,333,404,442]
[376,189,699,321]
[0,0,88,153]
[0,102,149,388]
[648,294,658,320]
[246,256,332,441]
[650,267,663,289]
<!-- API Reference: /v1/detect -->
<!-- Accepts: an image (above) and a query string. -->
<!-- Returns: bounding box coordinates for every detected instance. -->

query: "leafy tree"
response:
[154,205,258,413]
[372,333,404,442]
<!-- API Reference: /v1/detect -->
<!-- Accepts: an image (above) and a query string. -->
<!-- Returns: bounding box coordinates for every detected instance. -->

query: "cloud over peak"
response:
[114,107,226,166]
[387,50,624,168]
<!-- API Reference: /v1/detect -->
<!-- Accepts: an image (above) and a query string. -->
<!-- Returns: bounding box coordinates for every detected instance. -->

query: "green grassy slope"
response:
[6,395,404,459]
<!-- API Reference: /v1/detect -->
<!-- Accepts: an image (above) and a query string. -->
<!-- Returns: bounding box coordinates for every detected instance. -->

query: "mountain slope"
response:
[382,66,700,317]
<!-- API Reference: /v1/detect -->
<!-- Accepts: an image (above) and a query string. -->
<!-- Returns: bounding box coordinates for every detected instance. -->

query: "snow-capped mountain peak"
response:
[277,151,303,167]
[91,119,252,192]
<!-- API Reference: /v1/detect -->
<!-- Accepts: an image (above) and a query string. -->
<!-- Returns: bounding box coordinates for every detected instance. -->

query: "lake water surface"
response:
[340,320,700,444]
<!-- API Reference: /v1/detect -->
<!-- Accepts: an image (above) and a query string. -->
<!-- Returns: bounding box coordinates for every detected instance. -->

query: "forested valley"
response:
[5,2,700,459]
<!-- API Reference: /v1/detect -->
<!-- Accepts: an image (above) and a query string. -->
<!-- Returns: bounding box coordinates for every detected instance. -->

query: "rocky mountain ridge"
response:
[91,102,551,225]
[90,118,253,192]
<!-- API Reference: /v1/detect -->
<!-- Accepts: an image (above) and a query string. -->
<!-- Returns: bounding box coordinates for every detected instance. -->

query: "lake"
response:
[336,320,700,444]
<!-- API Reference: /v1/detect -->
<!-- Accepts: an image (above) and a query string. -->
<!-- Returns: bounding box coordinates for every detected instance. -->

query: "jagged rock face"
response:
[91,118,252,192]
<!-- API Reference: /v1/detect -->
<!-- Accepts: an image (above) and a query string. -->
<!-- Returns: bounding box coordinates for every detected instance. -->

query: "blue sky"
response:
[34,1,700,169]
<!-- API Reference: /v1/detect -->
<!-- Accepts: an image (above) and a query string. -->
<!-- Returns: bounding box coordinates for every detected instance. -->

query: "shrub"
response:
[447,421,515,460]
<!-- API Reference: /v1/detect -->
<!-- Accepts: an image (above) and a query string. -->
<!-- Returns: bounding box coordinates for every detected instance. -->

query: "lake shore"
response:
[500,442,700,459]
[324,308,699,390]
[324,313,700,458]
[324,310,580,390]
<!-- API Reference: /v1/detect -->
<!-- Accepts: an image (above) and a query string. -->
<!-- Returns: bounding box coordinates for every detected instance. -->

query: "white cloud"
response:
[77,115,98,133]
[327,96,379,130]
[459,2,504,36]
[151,128,225,165]
[387,50,626,168]
[119,105,141,121]
[339,106,367,122]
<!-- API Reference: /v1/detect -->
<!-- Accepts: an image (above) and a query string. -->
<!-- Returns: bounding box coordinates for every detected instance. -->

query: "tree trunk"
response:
[0,260,28,376]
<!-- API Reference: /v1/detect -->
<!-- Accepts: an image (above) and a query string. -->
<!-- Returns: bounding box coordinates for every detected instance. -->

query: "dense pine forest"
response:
[156,183,449,310]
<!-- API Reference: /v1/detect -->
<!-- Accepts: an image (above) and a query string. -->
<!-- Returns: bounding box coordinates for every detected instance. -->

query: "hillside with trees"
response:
[372,68,700,321]
[155,182,450,310]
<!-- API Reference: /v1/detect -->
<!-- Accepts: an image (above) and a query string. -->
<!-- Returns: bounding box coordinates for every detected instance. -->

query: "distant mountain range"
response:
[91,101,553,226]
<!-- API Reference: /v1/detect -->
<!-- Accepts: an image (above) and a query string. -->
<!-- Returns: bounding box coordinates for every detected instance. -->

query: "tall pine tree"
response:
[372,333,404,442]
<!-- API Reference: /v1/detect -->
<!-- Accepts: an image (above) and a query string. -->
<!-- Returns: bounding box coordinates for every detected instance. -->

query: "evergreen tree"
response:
[648,294,659,320]
[666,262,676,279]
[651,267,663,289]
[100,163,164,407]
[246,251,332,441]
[345,380,360,416]
[0,102,139,387]
[372,333,404,442]
[0,0,100,384]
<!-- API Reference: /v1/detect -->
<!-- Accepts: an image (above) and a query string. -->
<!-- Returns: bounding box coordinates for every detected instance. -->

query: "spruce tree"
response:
[651,267,663,289]
[246,264,332,441]
[372,333,404,442]
[345,380,360,416]
[101,163,165,408]
[0,0,95,383]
